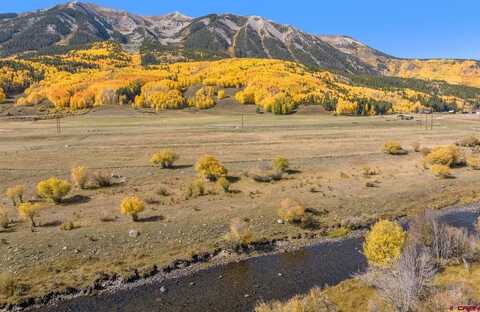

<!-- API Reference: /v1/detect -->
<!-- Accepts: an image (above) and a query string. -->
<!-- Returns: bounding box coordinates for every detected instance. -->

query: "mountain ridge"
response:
[1,1,480,88]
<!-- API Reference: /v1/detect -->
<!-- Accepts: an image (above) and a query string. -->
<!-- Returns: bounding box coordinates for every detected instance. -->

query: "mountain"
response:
[0,1,378,74]
[1,1,480,87]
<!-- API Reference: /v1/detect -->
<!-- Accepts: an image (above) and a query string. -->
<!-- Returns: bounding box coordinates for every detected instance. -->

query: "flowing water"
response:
[35,206,479,312]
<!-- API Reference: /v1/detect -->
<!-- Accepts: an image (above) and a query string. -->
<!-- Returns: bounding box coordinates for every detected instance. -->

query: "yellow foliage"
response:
[150,149,179,168]
[336,98,358,115]
[195,155,228,181]
[120,195,145,221]
[217,89,226,99]
[424,145,463,167]
[431,164,453,178]
[383,141,407,155]
[0,88,5,103]
[17,202,43,227]
[272,156,289,172]
[36,177,71,203]
[363,220,405,267]
[71,166,88,189]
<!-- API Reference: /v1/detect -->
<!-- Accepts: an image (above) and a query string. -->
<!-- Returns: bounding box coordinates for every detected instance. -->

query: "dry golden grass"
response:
[431,164,453,179]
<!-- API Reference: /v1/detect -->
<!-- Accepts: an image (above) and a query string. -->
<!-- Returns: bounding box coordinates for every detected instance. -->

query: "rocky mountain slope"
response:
[1,1,480,86]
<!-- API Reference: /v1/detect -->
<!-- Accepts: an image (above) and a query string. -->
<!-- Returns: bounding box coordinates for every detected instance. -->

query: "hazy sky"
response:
[3,0,479,60]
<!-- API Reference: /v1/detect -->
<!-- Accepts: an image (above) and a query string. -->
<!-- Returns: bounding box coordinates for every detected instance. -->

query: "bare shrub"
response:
[363,245,436,312]
[226,218,253,246]
[92,170,113,187]
[278,198,305,223]
[409,209,474,263]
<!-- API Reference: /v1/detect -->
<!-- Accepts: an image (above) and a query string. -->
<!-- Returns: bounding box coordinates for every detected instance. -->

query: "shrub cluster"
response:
[424,145,464,168]
[226,218,253,246]
[272,156,289,173]
[36,177,71,203]
[363,220,406,267]
[120,195,145,222]
[278,198,305,223]
[383,141,408,155]
[431,164,453,178]
[17,202,42,227]
[5,185,24,207]
[195,155,227,181]
[71,165,88,189]
[150,149,179,168]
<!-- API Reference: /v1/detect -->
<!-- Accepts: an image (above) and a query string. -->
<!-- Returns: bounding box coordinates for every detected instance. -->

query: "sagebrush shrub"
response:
[92,170,113,187]
[278,198,305,223]
[36,177,71,203]
[59,221,77,231]
[272,156,289,173]
[431,164,453,178]
[150,149,179,168]
[383,141,408,155]
[0,207,9,229]
[120,196,145,222]
[17,202,42,227]
[424,145,464,168]
[195,155,227,181]
[186,180,206,198]
[227,218,253,246]
[363,220,406,267]
[71,165,88,189]
[5,185,24,207]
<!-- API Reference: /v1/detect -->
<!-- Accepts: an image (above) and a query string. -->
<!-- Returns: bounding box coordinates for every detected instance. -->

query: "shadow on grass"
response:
[137,215,165,223]
[41,220,62,228]
[62,195,91,205]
